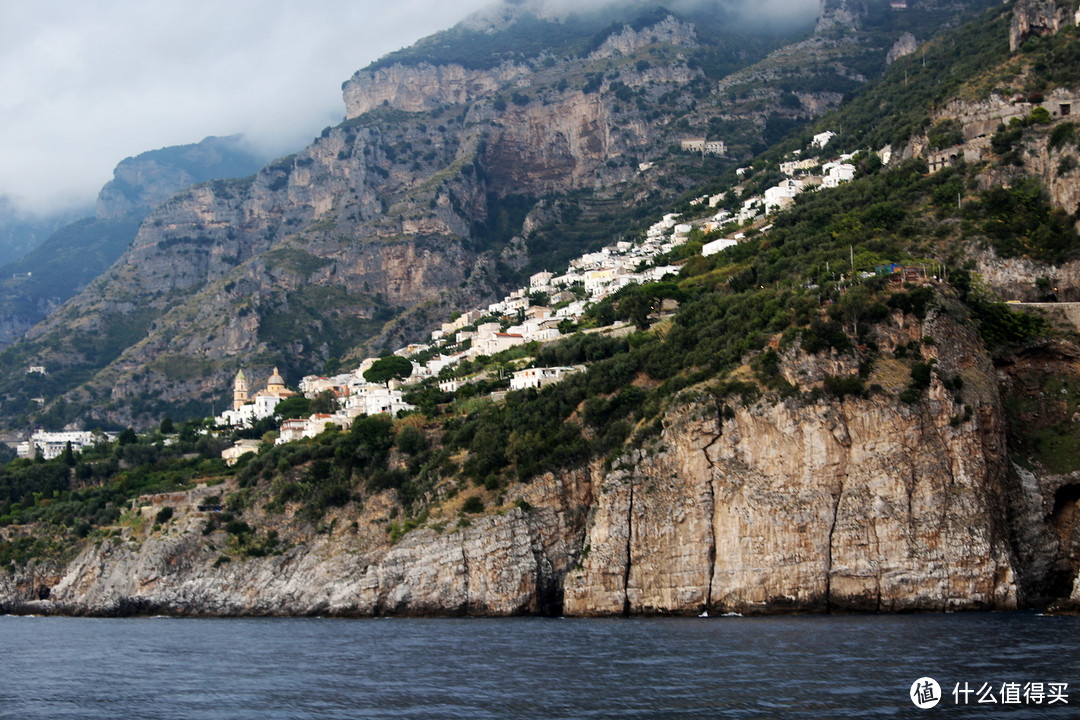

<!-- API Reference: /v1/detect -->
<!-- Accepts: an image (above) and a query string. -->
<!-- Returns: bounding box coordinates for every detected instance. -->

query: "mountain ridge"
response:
[0,0,1009,431]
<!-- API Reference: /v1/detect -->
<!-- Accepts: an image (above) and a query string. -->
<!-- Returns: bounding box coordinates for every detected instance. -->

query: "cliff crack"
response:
[871,517,883,613]
[461,540,470,617]
[702,420,723,613]
[622,478,634,618]
[825,486,841,613]
[826,408,851,613]
[925,405,957,610]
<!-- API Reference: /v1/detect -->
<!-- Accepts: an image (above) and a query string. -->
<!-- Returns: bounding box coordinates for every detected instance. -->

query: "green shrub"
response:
[1049,121,1077,149]
[823,375,865,399]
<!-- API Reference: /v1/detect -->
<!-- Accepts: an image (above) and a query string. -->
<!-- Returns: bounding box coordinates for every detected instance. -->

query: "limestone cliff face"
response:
[566,375,1018,614]
[1010,0,1074,52]
[96,135,267,221]
[587,16,697,59]
[7,312,1073,617]
[343,63,530,118]
[1,466,594,617]
[886,32,918,66]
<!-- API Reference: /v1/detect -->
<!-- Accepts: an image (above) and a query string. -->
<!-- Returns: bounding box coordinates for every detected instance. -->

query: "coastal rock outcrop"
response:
[5,312,1069,618]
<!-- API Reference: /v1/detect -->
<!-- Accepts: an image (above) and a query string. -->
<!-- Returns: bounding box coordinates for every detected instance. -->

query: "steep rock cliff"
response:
[0,464,594,617]
[566,313,1022,615]
[1009,0,1074,51]
[6,309,1072,617]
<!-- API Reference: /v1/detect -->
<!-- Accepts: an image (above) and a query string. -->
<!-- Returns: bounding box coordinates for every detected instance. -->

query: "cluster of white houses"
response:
[210,134,858,461]
[16,131,870,465]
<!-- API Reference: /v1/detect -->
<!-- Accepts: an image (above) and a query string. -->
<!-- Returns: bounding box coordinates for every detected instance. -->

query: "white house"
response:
[277,419,308,444]
[438,378,462,393]
[530,271,554,289]
[702,238,738,257]
[823,162,856,188]
[474,332,526,357]
[811,131,836,149]
[222,439,262,467]
[509,366,583,391]
[647,266,681,281]
[361,388,415,416]
[555,300,588,319]
[584,267,622,295]
[739,197,763,224]
[764,178,804,214]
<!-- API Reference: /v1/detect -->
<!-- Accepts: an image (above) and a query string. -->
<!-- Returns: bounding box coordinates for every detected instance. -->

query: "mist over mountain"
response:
[0,0,1004,430]
[0,198,91,268]
[0,135,270,351]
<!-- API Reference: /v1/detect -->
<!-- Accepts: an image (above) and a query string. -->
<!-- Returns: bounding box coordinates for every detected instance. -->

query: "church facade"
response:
[215,367,296,427]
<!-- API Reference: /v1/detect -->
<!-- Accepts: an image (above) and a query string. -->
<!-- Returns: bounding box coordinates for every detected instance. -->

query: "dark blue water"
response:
[0,612,1076,719]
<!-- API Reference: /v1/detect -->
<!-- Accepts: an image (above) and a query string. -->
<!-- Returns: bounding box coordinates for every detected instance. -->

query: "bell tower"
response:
[233,369,249,411]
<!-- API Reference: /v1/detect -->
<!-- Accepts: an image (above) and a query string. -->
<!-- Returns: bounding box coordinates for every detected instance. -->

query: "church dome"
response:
[267,367,285,388]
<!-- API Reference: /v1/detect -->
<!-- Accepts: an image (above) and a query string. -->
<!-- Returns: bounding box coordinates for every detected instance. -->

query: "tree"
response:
[838,284,872,338]
[274,395,311,420]
[620,290,654,330]
[309,390,338,414]
[363,356,413,387]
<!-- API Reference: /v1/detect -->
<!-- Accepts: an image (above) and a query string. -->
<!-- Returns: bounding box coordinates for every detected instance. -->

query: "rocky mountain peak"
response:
[1009,0,1075,51]
[586,13,697,59]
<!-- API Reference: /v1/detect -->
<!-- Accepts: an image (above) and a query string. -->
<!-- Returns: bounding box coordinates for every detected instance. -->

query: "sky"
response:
[0,0,492,216]
[0,0,819,217]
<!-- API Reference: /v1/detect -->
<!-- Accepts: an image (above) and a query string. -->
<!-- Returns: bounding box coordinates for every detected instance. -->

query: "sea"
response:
[0,612,1076,719]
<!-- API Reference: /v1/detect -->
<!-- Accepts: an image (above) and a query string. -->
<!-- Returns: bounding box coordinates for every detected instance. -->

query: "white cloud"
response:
[0,0,491,214]
[0,0,820,215]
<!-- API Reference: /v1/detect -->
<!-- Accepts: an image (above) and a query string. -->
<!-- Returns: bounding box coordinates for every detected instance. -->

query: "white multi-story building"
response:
[530,271,554,289]
[823,162,856,188]
[360,388,415,417]
[473,332,526,357]
[764,178,804,214]
[17,430,111,460]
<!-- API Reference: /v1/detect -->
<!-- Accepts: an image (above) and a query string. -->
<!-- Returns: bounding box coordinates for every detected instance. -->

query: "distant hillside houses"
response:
[277,141,882,446]
[717,138,859,226]
[229,129,874,453]
[679,138,726,155]
[18,430,115,460]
